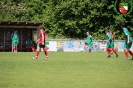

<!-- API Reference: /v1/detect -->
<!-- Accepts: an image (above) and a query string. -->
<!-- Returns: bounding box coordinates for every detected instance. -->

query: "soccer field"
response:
[0,52,133,88]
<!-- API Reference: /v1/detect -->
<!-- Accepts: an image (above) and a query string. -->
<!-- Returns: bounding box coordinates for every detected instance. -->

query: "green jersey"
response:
[87,35,92,43]
[26,40,32,46]
[106,33,114,48]
[123,28,132,42]
[106,33,112,40]
[11,33,19,40]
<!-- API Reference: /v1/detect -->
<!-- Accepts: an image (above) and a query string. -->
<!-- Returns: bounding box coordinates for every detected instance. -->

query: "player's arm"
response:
[36,39,39,43]
[17,34,19,43]
[124,29,130,44]
[106,38,111,44]
[42,33,45,45]
[113,35,116,42]
[106,34,111,44]
[127,35,130,44]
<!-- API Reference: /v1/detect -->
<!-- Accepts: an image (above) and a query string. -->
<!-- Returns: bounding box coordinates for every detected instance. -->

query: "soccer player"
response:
[11,29,19,52]
[121,24,133,60]
[86,32,93,53]
[109,31,117,53]
[105,30,118,58]
[32,26,49,60]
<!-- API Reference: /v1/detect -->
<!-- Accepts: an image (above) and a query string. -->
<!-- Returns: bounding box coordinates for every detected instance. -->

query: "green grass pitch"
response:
[0,52,133,88]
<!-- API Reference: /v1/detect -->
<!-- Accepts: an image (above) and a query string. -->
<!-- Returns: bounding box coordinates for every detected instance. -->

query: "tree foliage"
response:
[0,0,133,40]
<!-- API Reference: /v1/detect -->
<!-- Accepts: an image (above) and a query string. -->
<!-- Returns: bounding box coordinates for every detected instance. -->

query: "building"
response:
[0,21,44,52]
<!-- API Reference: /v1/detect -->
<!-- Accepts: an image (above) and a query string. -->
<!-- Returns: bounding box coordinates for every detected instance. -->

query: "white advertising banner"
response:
[45,41,133,52]
[44,41,57,52]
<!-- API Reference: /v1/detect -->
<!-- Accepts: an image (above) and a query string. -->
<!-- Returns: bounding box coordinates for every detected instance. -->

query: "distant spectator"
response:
[86,31,93,53]
[84,42,88,52]
[57,42,64,52]
[78,42,83,51]
[11,29,19,52]
[78,42,82,49]
[26,37,34,52]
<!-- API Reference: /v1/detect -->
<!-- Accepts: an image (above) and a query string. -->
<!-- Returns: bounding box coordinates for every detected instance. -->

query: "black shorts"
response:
[39,43,45,48]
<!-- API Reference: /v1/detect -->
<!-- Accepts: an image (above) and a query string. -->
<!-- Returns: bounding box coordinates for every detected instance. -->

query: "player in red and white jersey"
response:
[32,26,49,60]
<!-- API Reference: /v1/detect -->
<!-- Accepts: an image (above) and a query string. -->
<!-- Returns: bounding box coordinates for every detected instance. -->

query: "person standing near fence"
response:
[32,26,49,60]
[86,32,93,54]
[105,30,118,58]
[26,37,33,52]
[11,29,19,52]
[121,24,133,60]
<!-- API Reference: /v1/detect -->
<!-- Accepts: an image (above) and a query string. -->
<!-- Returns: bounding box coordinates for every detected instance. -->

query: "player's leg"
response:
[106,42,111,58]
[111,41,118,57]
[127,42,133,60]
[31,46,35,52]
[14,40,18,52]
[42,44,49,60]
[12,40,15,52]
[32,43,40,60]
[124,42,130,60]
[26,46,29,52]
[13,45,16,52]
[88,42,92,53]
[88,46,91,53]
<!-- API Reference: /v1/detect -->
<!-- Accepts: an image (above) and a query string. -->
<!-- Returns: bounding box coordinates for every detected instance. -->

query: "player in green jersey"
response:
[105,30,118,58]
[121,24,133,60]
[26,37,33,52]
[11,29,19,52]
[86,32,93,54]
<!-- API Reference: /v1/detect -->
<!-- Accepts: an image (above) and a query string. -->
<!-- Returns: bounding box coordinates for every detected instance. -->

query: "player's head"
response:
[86,32,89,35]
[105,30,109,33]
[14,29,17,33]
[121,23,125,29]
[28,37,30,40]
[39,25,43,30]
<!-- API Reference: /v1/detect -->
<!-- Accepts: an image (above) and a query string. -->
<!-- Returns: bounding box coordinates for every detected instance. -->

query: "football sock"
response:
[36,51,40,57]
[32,47,35,52]
[26,47,29,52]
[88,49,91,53]
[14,46,17,51]
[44,51,48,56]
[106,48,111,55]
[112,48,118,55]
[16,46,18,51]
[128,50,133,56]
[13,46,15,51]
[124,51,129,58]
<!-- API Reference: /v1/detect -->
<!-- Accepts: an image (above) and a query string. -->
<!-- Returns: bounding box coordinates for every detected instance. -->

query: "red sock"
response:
[106,48,111,55]
[15,46,18,51]
[88,48,91,52]
[15,46,17,51]
[128,50,133,56]
[112,48,118,55]
[14,46,16,51]
[44,51,48,56]
[36,51,40,57]
[124,51,129,58]
[32,47,35,52]
[26,47,29,52]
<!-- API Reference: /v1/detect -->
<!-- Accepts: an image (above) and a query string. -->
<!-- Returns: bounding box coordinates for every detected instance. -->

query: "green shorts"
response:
[12,40,18,45]
[106,40,114,48]
[124,41,132,49]
[87,42,93,47]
